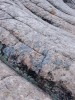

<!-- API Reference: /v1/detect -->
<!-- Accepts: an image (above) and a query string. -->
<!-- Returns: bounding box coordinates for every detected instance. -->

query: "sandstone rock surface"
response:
[0,60,52,100]
[0,0,75,99]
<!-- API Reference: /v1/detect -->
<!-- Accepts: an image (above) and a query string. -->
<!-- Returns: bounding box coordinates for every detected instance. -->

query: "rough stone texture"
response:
[62,0,75,9]
[0,0,75,99]
[0,60,52,100]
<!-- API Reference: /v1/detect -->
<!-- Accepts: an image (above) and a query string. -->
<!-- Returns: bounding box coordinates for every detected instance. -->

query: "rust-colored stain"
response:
[50,9,56,15]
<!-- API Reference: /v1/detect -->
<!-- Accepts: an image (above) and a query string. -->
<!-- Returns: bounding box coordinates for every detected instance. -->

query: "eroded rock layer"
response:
[0,60,52,100]
[0,0,75,99]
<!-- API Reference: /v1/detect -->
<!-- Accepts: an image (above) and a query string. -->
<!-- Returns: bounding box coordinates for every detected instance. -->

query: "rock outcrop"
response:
[0,0,75,99]
[0,60,52,100]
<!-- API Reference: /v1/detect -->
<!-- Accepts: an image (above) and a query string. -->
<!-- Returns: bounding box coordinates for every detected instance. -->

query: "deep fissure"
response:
[0,42,74,100]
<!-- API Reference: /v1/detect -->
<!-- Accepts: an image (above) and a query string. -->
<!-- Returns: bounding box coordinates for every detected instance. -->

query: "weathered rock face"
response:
[63,0,75,9]
[0,60,52,100]
[0,0,75,99]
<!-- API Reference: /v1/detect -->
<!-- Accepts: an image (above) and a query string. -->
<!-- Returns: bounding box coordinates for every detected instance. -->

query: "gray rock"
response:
[0,60,52,100]
[0,0,75,99]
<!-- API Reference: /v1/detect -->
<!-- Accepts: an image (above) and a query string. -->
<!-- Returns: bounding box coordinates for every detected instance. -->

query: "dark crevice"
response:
[63,0,75,9]
[0,42,75,100]
[63,0,74,3]
[1,44,6,56]
[42,17,54,24]
[63,0,70,3]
